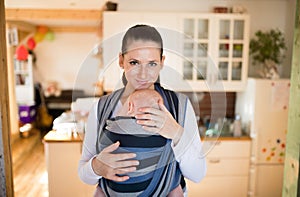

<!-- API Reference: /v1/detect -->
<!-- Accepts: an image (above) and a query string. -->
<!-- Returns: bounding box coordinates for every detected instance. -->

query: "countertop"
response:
[43,130,84,143]
[202,135,251,141]
[43,130,251,143]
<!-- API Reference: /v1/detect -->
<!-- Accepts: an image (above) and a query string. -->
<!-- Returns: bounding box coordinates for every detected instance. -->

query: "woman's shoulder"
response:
[98,88,125,102]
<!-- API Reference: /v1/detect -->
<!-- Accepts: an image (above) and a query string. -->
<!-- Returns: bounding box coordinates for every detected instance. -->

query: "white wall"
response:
[34,33,101,95]
[33,0,295,93]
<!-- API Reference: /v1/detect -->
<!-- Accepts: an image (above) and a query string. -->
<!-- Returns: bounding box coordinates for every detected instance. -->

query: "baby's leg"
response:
[167,185,184,197]
[94,186,106,197]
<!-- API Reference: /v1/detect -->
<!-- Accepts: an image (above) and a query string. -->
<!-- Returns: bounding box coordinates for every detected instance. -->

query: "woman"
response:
[78,24,206,196]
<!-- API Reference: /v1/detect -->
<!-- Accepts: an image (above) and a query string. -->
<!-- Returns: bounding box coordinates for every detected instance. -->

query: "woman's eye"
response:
[148,62,158,67]
[129,61,139,66]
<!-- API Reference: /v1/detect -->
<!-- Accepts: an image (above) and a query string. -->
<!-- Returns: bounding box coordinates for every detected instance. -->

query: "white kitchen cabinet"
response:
[44,132,95,197]
[180,14,250,92]
[102,12,249,92]
[14,55,35,104]
[186,139,251,197]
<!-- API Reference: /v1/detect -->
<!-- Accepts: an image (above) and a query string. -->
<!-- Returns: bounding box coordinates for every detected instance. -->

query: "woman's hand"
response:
[92,141,139,182]
[135,100,183,145]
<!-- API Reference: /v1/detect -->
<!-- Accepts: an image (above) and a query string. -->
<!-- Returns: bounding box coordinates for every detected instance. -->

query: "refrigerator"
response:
[235,78,290,197]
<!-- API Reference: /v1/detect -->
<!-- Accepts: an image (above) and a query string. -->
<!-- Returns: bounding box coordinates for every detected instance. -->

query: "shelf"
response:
[14,55,34,104]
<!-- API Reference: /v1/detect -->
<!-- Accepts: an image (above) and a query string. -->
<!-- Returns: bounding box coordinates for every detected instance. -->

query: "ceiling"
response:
[5,0,108,30]
[5,0,106,10]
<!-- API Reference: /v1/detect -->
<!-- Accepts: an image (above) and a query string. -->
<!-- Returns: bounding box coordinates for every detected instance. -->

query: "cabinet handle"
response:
[209,158,220,163]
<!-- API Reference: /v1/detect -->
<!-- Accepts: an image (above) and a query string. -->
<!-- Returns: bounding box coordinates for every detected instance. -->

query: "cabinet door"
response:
[180,14,249,92]
[206,158,249,176]
[45,142,95,197]
[186,176,248,197]
[214,14,250,91]
[180,15,213,91]
[202,140,251,158]
[195,140,251,197]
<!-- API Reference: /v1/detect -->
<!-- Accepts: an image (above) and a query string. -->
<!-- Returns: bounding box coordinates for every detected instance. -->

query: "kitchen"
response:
[1,0,299,196]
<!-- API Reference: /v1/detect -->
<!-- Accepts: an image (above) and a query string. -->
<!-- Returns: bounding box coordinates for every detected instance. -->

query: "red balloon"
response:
[16,45,29,60]
[27,37,36,50]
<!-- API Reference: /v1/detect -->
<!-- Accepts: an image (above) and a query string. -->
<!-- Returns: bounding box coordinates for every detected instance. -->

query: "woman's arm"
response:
[171,99,207,183]
[78,103,102,185]
[78,102,139,185]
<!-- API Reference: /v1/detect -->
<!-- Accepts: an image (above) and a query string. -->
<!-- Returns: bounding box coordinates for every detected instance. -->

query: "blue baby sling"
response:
[96,83,187,196]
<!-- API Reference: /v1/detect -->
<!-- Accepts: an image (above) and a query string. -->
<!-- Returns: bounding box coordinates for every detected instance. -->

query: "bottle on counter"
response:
[233,114,242,137]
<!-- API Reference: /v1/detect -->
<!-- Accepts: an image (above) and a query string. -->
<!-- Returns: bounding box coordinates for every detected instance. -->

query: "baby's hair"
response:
[121,24,163,59]
[129,89,163,109]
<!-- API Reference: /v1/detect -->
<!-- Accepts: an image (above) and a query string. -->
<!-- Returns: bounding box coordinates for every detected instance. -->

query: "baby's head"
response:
[127,89,163,116]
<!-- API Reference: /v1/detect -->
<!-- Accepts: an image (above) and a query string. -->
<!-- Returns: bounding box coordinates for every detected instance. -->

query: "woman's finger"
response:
[115,166,137,175]
[136,119,156,127]
[110,174,130,182]
[135,112,163,123]
[142,125,160,133]
[137,107,162,116]
[102,141,120,153]
[158,100,169,112]
[114,159,139,168]
[112,152,137,162]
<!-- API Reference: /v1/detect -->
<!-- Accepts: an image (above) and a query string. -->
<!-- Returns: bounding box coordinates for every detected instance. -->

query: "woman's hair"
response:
[121,24,163,59]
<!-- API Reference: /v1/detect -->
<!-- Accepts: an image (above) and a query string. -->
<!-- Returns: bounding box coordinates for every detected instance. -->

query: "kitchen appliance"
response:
[235,78,290,197]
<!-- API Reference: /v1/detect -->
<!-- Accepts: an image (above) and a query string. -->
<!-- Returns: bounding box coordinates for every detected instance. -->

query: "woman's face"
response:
[119,40,165,90]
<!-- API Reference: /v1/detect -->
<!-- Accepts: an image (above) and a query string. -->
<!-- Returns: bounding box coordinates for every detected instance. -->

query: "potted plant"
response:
[249,29,287,79]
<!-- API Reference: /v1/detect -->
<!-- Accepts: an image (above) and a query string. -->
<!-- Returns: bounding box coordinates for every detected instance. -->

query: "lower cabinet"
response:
[44,142,95,197]
[186,139,251,197]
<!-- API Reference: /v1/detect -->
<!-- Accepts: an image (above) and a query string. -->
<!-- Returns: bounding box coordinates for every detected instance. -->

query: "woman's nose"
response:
[138,65,147,79]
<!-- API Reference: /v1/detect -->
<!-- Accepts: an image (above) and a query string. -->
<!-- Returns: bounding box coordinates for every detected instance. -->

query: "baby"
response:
[95,89,183,196]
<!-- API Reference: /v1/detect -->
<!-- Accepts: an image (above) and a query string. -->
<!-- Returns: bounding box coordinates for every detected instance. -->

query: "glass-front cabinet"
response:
[181,14,249,91]
[182,17,209,81]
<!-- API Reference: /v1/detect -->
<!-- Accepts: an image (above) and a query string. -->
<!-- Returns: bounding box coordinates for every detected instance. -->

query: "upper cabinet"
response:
[102,12,249,92]
[180,14,250,91]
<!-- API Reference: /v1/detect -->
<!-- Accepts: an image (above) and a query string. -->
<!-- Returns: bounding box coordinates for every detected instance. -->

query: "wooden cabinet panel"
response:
[188,140,251,197]
[206,158,249,176]
[45,142,95,197]
[186,176,248,197]
[202,140,251,158]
